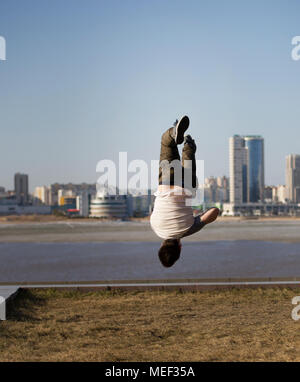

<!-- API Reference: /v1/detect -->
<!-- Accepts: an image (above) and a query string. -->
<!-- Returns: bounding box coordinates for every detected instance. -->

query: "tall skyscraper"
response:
[229,135,248,204]
[14,173,29,205]
[229,135,265,204]
[286,154,300,203]
[244,136,265,202]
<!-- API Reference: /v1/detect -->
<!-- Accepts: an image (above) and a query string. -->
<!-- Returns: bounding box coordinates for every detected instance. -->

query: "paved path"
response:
[1,280,300,291]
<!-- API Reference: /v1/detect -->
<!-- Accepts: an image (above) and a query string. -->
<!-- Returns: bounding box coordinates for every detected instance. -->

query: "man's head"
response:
[158,239,181,267]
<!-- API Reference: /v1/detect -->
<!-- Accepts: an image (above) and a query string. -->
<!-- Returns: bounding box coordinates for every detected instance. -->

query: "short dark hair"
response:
[158,239,181,267]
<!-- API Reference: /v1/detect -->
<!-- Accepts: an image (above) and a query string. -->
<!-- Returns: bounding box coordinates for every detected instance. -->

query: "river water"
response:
[1,240,300,283]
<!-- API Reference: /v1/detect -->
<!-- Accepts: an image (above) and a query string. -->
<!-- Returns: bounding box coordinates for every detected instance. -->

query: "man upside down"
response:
[150,115,219,267]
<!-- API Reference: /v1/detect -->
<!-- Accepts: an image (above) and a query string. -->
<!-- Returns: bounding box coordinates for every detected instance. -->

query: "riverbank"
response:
[0,214,300,224]
[1,287,300,361]
[0,215,300,224]
[0,218,300,243]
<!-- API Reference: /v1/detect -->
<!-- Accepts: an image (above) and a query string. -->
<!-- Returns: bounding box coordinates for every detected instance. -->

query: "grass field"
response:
[1,287,300,361]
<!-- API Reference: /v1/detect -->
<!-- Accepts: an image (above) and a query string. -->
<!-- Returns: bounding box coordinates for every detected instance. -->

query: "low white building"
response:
[222,202,300,217]
[89,191,128,218]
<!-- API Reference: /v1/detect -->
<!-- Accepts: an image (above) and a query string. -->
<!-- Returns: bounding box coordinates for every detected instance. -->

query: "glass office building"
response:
[244,136,265,202]
[229,135,249,204]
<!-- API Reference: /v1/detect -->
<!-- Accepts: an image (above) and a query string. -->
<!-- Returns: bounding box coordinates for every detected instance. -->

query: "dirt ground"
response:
[1,287,300,361]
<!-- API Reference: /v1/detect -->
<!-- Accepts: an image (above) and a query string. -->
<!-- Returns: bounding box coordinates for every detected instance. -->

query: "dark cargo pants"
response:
[158,127,197,191]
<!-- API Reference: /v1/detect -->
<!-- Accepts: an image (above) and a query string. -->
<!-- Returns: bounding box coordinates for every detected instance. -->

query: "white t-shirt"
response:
[150,186,195,240]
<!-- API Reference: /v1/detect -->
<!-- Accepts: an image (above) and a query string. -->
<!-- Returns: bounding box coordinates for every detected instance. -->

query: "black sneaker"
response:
[173,115,189,144]
[183,134,197,152]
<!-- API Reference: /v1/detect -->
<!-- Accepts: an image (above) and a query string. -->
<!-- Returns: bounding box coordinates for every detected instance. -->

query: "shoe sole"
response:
[183,135,196,151]
[175,116,189,144]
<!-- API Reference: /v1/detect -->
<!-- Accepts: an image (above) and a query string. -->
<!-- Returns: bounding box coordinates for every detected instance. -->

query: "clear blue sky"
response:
[1,0,300,191]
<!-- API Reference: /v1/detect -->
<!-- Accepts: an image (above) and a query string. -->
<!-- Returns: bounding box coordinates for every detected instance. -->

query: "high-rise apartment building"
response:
[217,175,229,189]
[286,154,300,203]
[14,173,29,205]
[229,135,265,204]
[203,176,229,203]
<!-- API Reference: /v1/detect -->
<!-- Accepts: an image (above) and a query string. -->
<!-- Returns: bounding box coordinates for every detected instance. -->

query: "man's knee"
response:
[201,207,220,224]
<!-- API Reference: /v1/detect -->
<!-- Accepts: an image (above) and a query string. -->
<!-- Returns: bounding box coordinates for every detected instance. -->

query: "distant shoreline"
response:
[0,214,300,225]
[0,215,300,243]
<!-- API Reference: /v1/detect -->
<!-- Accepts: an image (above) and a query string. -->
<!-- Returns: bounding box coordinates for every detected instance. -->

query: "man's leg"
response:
[158,117,189,186]
[182,135,197,190]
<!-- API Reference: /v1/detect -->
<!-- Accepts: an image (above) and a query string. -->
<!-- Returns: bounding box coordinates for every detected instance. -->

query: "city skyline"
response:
[1,1,300,190]
[2,146,299,196]
[1,140,299,193]
[1,140,299,217]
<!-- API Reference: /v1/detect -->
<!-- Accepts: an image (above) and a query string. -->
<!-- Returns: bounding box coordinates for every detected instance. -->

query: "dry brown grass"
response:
[1,287,300,361]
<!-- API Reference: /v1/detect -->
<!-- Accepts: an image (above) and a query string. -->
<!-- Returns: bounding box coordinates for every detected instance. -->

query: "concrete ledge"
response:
[0,287,19,301]
[1,279,300,298]
[5,279,300,292]
[0,287,20,320]
[1,276,300,286]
